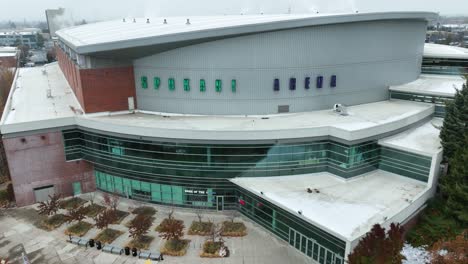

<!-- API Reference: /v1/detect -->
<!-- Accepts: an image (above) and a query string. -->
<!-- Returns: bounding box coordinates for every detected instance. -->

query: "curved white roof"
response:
[424,43,468,59]
[56,12,436,54]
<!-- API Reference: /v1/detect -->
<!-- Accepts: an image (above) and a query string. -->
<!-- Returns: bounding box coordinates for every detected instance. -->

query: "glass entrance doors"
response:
[288,228,343,264]
[216,196,224,211]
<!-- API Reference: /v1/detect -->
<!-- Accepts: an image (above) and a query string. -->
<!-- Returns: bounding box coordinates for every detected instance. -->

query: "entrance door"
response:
[73,182,82,196]
[216,196,224,211]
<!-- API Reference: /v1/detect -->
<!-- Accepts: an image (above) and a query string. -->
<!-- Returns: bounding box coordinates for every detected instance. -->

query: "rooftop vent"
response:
[186,19,191,25]
[146,18,150,24]
[133,18,136,23]
[333,104,348,116]
[163,19,167,24]
[123,18,126,22]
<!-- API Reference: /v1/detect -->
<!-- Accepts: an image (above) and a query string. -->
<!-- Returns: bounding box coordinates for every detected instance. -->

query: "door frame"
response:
[216,196,224,211]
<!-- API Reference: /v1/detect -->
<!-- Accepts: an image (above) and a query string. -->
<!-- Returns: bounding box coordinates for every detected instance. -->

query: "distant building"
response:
[0,29,41,48]
[0,47,19,68]
[45,8,73,38]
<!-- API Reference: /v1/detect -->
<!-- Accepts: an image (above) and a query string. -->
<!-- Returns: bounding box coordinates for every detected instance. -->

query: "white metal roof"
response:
[424,43,468,59]
[389,74,465,98]
[56,12,437,54]
[231,170,426,241]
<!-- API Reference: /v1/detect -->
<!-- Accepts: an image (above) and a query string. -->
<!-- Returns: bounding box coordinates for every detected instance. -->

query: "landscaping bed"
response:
[132,206,157,217]
[60,197,87,210]
[126,235,154,250]
[200,241,229,258]
[161,239,190,256]
[39,214,67,231]
[65,222,93,237]
[125,215,155,228]
[156,218,184,232]
[94,228,124,244]
[110,210,129,224]
[188,221,213,236]
[221,221,247,237]
[85,204,106,218]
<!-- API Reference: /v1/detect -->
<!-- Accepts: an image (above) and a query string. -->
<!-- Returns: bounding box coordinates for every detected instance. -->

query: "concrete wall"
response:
[57,48,137,113]
[3,131,95,206]
[135,19,427,115]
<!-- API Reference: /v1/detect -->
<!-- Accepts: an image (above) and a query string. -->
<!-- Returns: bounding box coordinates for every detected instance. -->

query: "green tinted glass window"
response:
[184,79,190,91]
[153,77,161,89]
[141,76,148,89]
[215,79,222,92]
[200,79,206,92]
[231,79,236,92]
[169,78,175,91]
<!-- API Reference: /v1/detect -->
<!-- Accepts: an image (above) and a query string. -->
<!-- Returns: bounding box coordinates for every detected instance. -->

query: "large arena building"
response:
[1,12,467,263]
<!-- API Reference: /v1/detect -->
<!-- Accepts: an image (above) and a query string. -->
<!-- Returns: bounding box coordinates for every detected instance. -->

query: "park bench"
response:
[138,251,163,261]
[102,245,124,255]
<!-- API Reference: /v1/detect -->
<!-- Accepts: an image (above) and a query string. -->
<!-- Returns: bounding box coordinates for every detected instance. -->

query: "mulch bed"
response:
[94,228,124,244]
[110,210,129,224]
[200,241,229,258]
[85,204,106,218]
[60,197,87,210]
[221,221,247,237]
[65,221,93,237]
[126,235,154,250]
[132,206,157,217]
[39,214,67,231]
[188,221,213,236]
[161,239,190,256]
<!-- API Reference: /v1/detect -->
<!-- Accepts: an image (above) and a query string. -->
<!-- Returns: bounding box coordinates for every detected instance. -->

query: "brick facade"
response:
[0,56,17,68]
[3,131,95,206]
[56,48,136,113]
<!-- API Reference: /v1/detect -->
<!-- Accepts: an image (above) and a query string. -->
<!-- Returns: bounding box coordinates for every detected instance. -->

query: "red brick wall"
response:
[0,56,17,68]
[57,48,136,113]
[3,131,95,206]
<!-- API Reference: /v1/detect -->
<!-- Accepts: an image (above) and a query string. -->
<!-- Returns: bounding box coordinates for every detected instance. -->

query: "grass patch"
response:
[39,214,67,231]
[132,206,157,217]
[85,204,106,218]
[221,221,247,237]
[94,228,124,244]
[188,221,213,236]
[65,221,93,237]
[200,241,229,258]
[60,197,87,210]
[155,218,184,232]
[110,210,129,224]
[161,239,190,256]
[126,235,154,250]
[407,197,464,247]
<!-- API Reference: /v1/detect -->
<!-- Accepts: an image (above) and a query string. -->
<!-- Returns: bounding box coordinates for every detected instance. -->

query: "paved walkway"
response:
[0,194,309,264]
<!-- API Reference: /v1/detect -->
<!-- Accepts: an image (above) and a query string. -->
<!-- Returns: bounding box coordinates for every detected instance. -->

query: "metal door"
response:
[216,196,224,211]
[73,182,82,196]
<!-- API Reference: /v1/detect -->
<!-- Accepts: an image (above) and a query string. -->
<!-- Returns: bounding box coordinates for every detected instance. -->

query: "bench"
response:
[102,245,124,255]
[68,236,88,248]
[139,251,163,261]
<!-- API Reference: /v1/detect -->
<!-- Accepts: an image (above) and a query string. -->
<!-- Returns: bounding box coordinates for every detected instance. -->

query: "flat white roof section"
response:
[56,12,437,54]
[1,63,82,125]
[424,43,468,59]
[379,118,442,157]
[389,74,466,98]
[230,170,426,241]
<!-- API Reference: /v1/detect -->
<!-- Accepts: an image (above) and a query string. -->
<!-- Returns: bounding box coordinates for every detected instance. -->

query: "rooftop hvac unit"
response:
[46,89,52,98]
[333,104,348,116]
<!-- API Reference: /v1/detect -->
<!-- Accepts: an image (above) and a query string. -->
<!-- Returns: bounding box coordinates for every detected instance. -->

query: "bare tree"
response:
[64,204,88,224]
[94,209,117,230]
[37,193,62,216]
[207,220,223,243]
[226,210,239,223]
[103,192,120,211]
[128,214,153,240]
[195,208,204,223]
[87,192,96,205]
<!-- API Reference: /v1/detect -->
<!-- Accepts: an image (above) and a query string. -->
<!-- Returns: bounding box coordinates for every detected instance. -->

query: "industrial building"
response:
[0,28,41,48]
[1,12,466,263]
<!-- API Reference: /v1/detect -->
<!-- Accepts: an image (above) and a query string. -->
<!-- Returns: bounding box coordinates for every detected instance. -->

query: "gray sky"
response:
[1,0,467,22]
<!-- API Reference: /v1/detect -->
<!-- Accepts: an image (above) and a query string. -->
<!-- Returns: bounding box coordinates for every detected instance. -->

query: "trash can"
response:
[88,239,95,248]
[131,247,138,257]
[124,247,130,256]
[96,241,102,250]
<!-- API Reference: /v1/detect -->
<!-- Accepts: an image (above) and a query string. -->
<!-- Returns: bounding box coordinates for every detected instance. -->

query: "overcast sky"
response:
[1,0,467,22]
